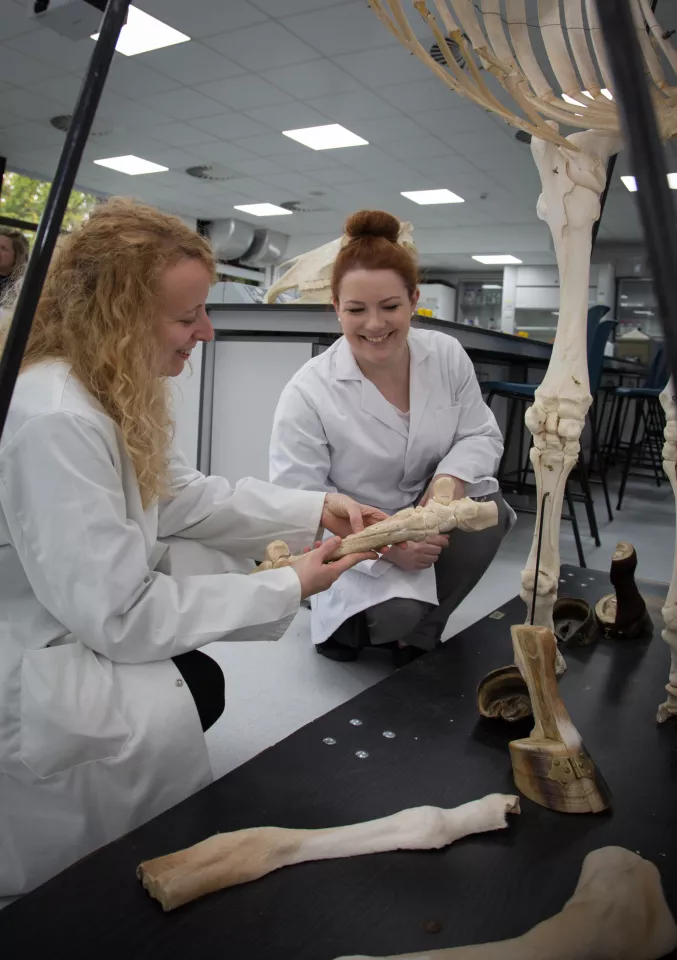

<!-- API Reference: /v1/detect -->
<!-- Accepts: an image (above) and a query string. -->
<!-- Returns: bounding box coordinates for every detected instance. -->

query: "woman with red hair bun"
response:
[270,210,515,666]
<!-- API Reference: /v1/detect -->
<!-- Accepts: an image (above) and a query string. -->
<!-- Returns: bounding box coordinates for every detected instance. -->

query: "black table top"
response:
[3,565,676,960]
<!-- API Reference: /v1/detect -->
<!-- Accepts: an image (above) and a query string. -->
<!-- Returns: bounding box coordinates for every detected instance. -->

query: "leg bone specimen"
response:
[658,382,677,722]
[137,793,519,911]
[255,480,498,572]
[509,625,610,814]
[334,846,677,960]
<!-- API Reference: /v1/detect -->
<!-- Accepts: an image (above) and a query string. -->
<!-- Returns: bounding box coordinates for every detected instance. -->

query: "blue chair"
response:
[609,348,669,509]
[483,309,616,567]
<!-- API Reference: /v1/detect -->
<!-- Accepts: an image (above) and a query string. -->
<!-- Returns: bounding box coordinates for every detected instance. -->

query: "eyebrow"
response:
[344,295,401,305]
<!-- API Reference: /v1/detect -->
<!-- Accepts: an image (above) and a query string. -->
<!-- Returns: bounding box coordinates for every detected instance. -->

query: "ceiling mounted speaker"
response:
[240,229,289,267]
[208,218,256,261]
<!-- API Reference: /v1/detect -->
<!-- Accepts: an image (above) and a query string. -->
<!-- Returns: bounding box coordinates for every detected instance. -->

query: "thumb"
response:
[315,536,342,562]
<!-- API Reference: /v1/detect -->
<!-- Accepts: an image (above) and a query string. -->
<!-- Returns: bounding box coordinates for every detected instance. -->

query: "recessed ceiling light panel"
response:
[472,254,522,264]
[92,6,189,56]
[233,203,293,217]
[282,124,368,150]
[94,155,168,175]
[400,189,464,205]
[621,173,677,192]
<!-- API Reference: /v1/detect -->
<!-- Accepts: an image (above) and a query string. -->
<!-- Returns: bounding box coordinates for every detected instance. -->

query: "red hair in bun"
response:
[332,209,418,300]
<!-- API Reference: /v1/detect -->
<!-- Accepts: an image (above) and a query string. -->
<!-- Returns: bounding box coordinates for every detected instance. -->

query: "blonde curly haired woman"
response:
[0,198,384,897]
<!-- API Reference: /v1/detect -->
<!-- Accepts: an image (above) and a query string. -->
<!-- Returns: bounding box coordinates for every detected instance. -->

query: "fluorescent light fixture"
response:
[634,309,654,316]
[481,284,502,289]
[92,6,189,56]
[93,155,168,175]
[472,254,522,265]
[233,203,293,217]
[282,124,368,150]
[601,88,613,100]
[401,189,464,205]
[621,173,677,192]
[620,294,628,299]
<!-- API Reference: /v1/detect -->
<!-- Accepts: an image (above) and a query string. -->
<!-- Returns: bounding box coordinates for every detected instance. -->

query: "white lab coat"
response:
[270,329,503,644]
[0,361,325,897]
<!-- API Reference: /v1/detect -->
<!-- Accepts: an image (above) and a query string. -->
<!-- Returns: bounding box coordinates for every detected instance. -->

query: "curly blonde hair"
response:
[1,198,215,506]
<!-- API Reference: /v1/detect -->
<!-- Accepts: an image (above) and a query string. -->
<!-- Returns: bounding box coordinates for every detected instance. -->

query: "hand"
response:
[321,493,389,539]
[419,474,465,508]
[291,538,378,600]
[385,534,449,571]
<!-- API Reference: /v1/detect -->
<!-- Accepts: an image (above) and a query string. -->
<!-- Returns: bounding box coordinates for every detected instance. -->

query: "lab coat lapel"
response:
[404,332,433,477]
[334,336,408,439]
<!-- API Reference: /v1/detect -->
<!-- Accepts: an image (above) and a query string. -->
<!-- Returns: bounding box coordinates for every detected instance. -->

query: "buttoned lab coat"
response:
[270,329,504,645]
[0,361,325,897]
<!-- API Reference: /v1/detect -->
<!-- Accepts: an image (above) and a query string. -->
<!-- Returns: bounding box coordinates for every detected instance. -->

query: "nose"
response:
[195,306,214,343]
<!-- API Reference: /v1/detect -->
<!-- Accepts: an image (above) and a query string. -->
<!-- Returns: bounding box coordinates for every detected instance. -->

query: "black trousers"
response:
[172,650,225,732]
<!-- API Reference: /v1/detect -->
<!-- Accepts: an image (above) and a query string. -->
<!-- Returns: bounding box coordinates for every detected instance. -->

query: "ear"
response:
[333,297,341,317]
[411,288,420,311]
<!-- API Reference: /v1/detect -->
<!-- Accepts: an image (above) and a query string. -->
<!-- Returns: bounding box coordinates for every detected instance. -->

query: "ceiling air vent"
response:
[430,36,470,69]
[50,113,112,136]
[185,163,235,182]
[515,130,532,144]
[279,199,330,214]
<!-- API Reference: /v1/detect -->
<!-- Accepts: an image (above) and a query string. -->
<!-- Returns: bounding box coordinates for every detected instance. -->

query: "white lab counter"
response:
[170,304,552,478]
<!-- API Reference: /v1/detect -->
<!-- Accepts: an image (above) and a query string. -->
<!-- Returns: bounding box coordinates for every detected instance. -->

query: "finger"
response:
[426,534,449,547]
[315,536,342,562]
[330,551,378,575]
[418,546,442,559]
[363,506,389,525]
[345,499,364,534]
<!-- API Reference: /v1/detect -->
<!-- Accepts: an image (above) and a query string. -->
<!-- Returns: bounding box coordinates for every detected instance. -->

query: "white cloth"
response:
[269,329,504,644]
[0,361,325,896]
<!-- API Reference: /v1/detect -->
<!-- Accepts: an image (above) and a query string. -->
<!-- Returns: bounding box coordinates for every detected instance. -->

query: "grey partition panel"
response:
[210,338,314,484]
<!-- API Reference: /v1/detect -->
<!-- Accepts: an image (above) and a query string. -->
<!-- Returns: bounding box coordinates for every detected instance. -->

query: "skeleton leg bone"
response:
[520,130,620,673]
[334,845,677,960]
[657,382,677,722]
[137,793,519,911]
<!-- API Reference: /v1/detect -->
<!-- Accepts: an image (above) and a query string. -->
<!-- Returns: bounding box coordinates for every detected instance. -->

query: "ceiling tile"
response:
[334,45,432,87]
[0,4,39,41]
[139,88,225,121]
[204,21,318,72]
[280,2,396,56]
[190,112,270,140]
[276,151,343,172]
[348,115,429,145]
[187,141,259,165]
[231,133,306,157]
[216,176,276,198]
[0,107,22,129]
[24,74,84,110]
[254,170,328,193]
[304,91,399,123]
[378,79,461,115]
[129,146,208,171]
[412,153,482,178]
[146,122,220,148]
[0,88,70,121]
[228,157,288,179]
[243,101,330,132]
[1,120,65,149]
[386,137,453,161]
[0,43,64,84]
[138,42,246,86]
[414,107,508,139]
[310,166,384,186]
[6,29,94,72]
[194,75,294,111]
[252,0,352,13]
[135,0,268,38]
[96,92,175,130]
[106,57,180,98]
[261,60,360,99]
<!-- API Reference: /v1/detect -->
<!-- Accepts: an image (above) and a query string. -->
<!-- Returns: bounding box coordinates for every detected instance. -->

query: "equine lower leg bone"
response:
[137,793,519,911]
[657,382,677,722]
[520,129,620,642]
[334,845,677,960]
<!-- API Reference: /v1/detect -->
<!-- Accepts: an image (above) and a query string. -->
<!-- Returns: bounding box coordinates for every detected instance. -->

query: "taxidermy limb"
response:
[334,845,677,960]
[138,793,519,911]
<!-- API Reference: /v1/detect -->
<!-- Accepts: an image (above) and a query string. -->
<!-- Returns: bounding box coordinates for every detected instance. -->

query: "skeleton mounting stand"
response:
[0,0,130,443]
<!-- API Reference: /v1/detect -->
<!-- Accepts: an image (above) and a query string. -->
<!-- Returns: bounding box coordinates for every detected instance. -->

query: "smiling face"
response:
[0,235,15,276]
[335,268,418,368]
[155,257,214,377]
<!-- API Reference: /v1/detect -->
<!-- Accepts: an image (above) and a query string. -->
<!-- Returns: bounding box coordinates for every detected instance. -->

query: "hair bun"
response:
[345,210,400,243]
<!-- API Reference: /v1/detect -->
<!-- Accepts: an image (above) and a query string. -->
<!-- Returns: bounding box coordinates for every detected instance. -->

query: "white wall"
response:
[169,342,203,469]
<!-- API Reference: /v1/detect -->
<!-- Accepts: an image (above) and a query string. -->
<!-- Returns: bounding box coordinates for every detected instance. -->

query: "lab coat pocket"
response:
[20,644,132,779]
[434,404,461,453]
